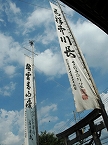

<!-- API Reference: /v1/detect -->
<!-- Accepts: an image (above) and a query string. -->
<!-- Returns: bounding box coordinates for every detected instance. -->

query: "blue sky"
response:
[0,0,108,144]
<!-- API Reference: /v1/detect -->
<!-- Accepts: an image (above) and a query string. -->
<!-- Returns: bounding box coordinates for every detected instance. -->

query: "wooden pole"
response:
[89,121,102,145]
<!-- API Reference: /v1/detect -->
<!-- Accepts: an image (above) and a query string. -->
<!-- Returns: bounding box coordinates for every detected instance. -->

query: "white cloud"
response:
[100,92,108,112]
[52,121,66,133]
[0,32,65,77]
[0,0,20,15]
[69,19,108,73]
[51,118,75,134]
[24,8,52,34]
[0,33,24,74]
[3,132,20,145]
[0,18,6,26]
[4,65,16,75]
[35,26,57,45]
[0,82,16,96]
[0,18,4,22]
[38,103,58,125]
[40,104,57,116]
[0,0,22,25]
[0,109,24,145]
[35,49,66,76]
[9,2,20,14]
[0,105,58,144]
[40,116,58,125]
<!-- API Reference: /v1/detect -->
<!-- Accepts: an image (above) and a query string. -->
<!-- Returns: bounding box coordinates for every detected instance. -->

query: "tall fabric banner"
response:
[24,56,37,145]
[50,2,100,112]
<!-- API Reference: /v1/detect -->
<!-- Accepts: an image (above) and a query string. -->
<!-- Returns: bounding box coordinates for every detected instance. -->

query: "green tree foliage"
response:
[39,131,64,145]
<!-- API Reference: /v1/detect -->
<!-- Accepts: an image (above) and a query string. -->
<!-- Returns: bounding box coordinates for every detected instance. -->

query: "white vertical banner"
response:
[24,56,37,145]
[50,2,100,112]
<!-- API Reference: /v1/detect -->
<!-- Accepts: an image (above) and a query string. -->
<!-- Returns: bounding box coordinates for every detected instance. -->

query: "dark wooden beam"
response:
[68,122,105,145]
[56,109,101,139]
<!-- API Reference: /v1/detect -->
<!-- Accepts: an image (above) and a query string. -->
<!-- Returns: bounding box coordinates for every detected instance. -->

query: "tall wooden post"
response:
[89,121,102,145]
[64,136,68,145]
[29,40,39,145]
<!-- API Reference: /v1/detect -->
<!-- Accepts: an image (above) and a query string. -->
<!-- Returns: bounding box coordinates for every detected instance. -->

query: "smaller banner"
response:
[26,107,37,145]
[24,56,37,145]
